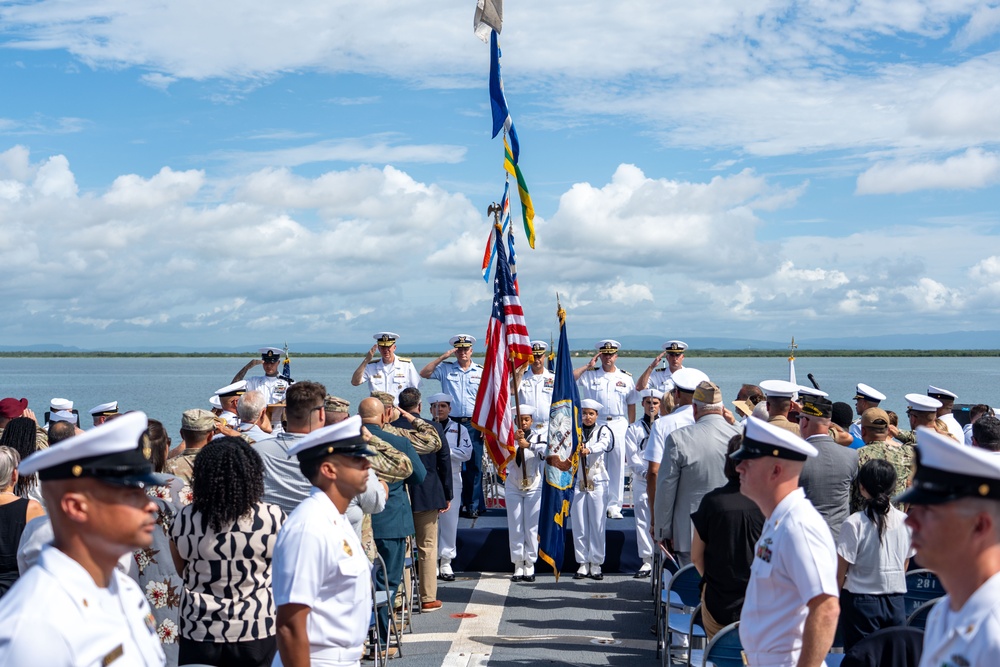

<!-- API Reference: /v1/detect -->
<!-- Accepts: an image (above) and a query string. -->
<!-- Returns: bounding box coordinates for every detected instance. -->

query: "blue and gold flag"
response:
[537,303,582,581]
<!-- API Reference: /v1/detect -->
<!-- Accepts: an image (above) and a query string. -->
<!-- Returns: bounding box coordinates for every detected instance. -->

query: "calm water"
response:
[3,355,998,437]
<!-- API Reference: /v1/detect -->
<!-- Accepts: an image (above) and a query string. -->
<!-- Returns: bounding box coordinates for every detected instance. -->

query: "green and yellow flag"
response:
[503,135,535,249]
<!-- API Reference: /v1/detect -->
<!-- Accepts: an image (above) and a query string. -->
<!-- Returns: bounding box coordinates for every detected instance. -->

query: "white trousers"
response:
[632,476,653,559]
[438,472,463,560]
[604,417,628,512]
[504,481,541,563]
[571,480,608,565]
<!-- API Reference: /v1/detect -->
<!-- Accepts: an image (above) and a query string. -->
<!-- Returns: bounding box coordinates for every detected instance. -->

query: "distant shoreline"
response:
[3,349,998,359]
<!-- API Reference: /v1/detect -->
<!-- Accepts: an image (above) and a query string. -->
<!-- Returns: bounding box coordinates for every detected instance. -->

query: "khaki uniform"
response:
[768,415,801,436]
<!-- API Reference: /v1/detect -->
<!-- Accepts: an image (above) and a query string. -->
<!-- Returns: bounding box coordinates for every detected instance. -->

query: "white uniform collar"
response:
[308,485,345,521]
[38,544,119,607]
[768,487,807,528]
[945,570,1000,640]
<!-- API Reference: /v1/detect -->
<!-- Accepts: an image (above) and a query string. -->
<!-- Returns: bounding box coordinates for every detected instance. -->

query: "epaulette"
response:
[621,370,632,376]
[397,356,411,362]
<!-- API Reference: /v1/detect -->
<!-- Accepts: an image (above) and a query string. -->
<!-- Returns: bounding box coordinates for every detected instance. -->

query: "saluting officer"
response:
[636,340,688,394]
[574,339,638,520]
[505,405,547,583]
[516,341,555,434]
[272,417,376,667]
[572,399,616,580]
[732,417,840,667]
[232,347,292,405]
[896,427,1000,667]
[351,332,421,402]
[0,412,167,666]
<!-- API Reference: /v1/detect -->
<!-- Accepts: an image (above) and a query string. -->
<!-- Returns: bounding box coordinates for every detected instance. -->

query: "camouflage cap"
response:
[182,408,217,431]
[324,395,351,414]
[370,391,395,408]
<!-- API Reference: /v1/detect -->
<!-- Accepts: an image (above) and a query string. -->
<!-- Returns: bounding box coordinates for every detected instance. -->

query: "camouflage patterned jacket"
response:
[851,439,915,513]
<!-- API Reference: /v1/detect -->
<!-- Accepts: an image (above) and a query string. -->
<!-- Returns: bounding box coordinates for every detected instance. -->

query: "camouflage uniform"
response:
[370,391,443,454]
[851,439,915,513]
[366,433,414,483]
[163,448,201,484]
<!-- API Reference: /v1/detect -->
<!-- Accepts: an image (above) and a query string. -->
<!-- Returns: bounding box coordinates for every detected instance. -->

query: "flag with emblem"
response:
[281,343,292,381]
[472,224,532,478]
[538,303,582,581]
[481,181,512,283]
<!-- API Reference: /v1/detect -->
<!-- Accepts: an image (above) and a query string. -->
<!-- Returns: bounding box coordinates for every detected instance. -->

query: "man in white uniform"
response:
[572,399,616,580]
[928,385,965,443]
[232,347,292,405]
[0,412,167,667]
[429,393,473,582]
[505,405,547,583]
[636,340,687,394]
[273,416,377,667]
[625,389,659,577]
[516,341,554,435]
[732,417,840,667]
[574,339,637,520]
[89,400,119,427]
[849,383,886,440]
[214,380,246,427]
[895,428,1000,667]
[351,333,421,402]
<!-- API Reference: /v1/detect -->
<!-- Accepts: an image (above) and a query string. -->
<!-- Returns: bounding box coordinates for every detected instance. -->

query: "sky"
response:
[1,1,999,351]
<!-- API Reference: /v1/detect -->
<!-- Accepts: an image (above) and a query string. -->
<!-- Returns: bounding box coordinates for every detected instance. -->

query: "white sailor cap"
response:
[759,379,799,399]
[259,347,283,361]
[596,340,621,354]
[89,401,119,416]
[286,415,376,461]
[854,383,886,402]
[797,386,829,398]
[730,416,818,462]
[50,398,73,411]
[530,340,548,353]
[215,380,248,397]
[449,334,476,348]
[672,367,710,393]
[20,411,168,488]
[512,404,535,418]
[580,399,603,411]
[927,385,958,401]
[209,395,222,409]
[374,332,399,347]
[663,340,688,353]
[428,393,451,405]
[49,410,78,425]
[906,393,942,413]
[638,389,659,401]
[896,427,1000,505]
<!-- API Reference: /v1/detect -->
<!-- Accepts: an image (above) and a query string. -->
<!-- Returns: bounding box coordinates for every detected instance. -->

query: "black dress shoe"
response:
[459,507,473,518]
[633,568,651,579]
[590,572,604,581]
[440,572,455,582]
[510,574,522,582]
[468,509,479,518]
[573,571,586,580]
[522,574,536,583]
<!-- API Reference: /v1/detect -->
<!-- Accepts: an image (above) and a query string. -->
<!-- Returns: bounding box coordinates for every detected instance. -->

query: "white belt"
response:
[605,415,625,421]
[310,646,364,662]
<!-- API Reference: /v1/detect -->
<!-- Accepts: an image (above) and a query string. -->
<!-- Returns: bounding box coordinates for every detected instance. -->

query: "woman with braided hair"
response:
[836,458,914,650]
[169,436,285,667]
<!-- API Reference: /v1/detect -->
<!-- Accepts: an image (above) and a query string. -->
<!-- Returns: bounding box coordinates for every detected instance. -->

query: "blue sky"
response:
[1,1,999,350]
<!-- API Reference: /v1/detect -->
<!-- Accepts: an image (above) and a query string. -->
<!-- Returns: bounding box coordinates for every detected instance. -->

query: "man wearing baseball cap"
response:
[897,428,1000,666]
[0,412,167,666]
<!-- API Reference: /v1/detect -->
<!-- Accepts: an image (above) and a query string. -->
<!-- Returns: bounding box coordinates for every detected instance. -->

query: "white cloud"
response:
[856,148,1000,194]
[213,135,467,168]
[601,279,654,305]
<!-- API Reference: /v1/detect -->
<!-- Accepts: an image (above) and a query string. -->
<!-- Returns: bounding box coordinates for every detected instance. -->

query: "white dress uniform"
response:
[577,368,637,514]
[919,573,1000,667]
[245,374,290,405]
[939,412,965,443]
[518,367,554,429]
[437,418,473,563]
[273,487,371,667]
[624,417,654,562]
[571,423,615,569]
[740,487,839,667]
[643,405,694,472]
[0,545,165,666]
[360,358,421,402]
[646,367,675,396]
[504,428,547,568]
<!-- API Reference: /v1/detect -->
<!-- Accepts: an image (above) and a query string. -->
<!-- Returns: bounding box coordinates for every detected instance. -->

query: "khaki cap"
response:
[693,380,722,404]
[324,395,351,414]
[861,407,891,431]
[182,409,217,431]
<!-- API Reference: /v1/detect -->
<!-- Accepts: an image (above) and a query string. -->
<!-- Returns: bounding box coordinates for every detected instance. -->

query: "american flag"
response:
[473,223,532,477]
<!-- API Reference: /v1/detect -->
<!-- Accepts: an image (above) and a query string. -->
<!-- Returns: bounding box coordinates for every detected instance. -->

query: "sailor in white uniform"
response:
[575,340,637,520]
[213,380,246,427]
[273,417,377,667]
[896,428,1000,667]
[625,389,659,577]
[0,412,167,667]
[505,405,547,583]
[429,393,473,582]
[351,332,421,402]
[517,341,555,434]
[849,383,886,440]
[243,347,292,405]
[89,401,119,427]
[636,340,688,395]
[44,397,76,430]
[928,385,965,443]
[572,399,616,580]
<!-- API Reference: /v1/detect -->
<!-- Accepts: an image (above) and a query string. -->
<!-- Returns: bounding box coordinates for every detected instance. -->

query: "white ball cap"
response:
[49,410,78,425]
[895,426,1000,505]
[638,389,659,400]
[209,396,222,409]
[671,367,709,392]
[50,398,73,411]
[511,404,535,417]
[286,415,375,460]
[797,386,828,398]
[906,393,943,412]
[759,379,799,399]
[20,411,149,477]
[580,399,603,411]
[428,393,451,405]
[215,380,248,396]
[927,385,958,400]
[730,416,818,462]
[89,401,119,415]
[854,383,886,402]
[663,340,688,353]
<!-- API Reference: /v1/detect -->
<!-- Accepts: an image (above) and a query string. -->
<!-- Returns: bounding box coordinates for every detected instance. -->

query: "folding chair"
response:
[905,598,939,630]
[903,569,943,619]
[652,547,680,657]
[402,537,419,631]
[691,620,742,667]
[371,552,402,661]
[659,564,704,666]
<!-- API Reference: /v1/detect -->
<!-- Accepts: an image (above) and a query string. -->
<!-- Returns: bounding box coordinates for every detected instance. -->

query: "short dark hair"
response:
[724,434,741,482]
[285,381,327,422]
[47,420,77,445]
[971,404,993,421]
[886,410,899,427]
[831,402,854,430]
[397,387,421,412]
[738,384,764,405]
[973,415,1000,452]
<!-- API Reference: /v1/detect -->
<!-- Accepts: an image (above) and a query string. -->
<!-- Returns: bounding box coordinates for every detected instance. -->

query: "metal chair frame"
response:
[370,552,403,662]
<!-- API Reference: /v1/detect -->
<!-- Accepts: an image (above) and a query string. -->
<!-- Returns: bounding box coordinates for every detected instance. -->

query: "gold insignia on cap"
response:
[980,484,990,497]
[72,465,83,477]
[141,433,152,460]
[343,539,353,557]
[327,446,334,454]
[772,449,780,456]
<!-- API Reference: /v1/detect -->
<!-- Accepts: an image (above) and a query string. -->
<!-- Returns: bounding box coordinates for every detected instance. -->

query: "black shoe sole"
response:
[589,574,604,580]
[440,574,455,581]
[573,573,586,579]
[510,575,522,582]
[633,570,651,579]
[521,575,535,582]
